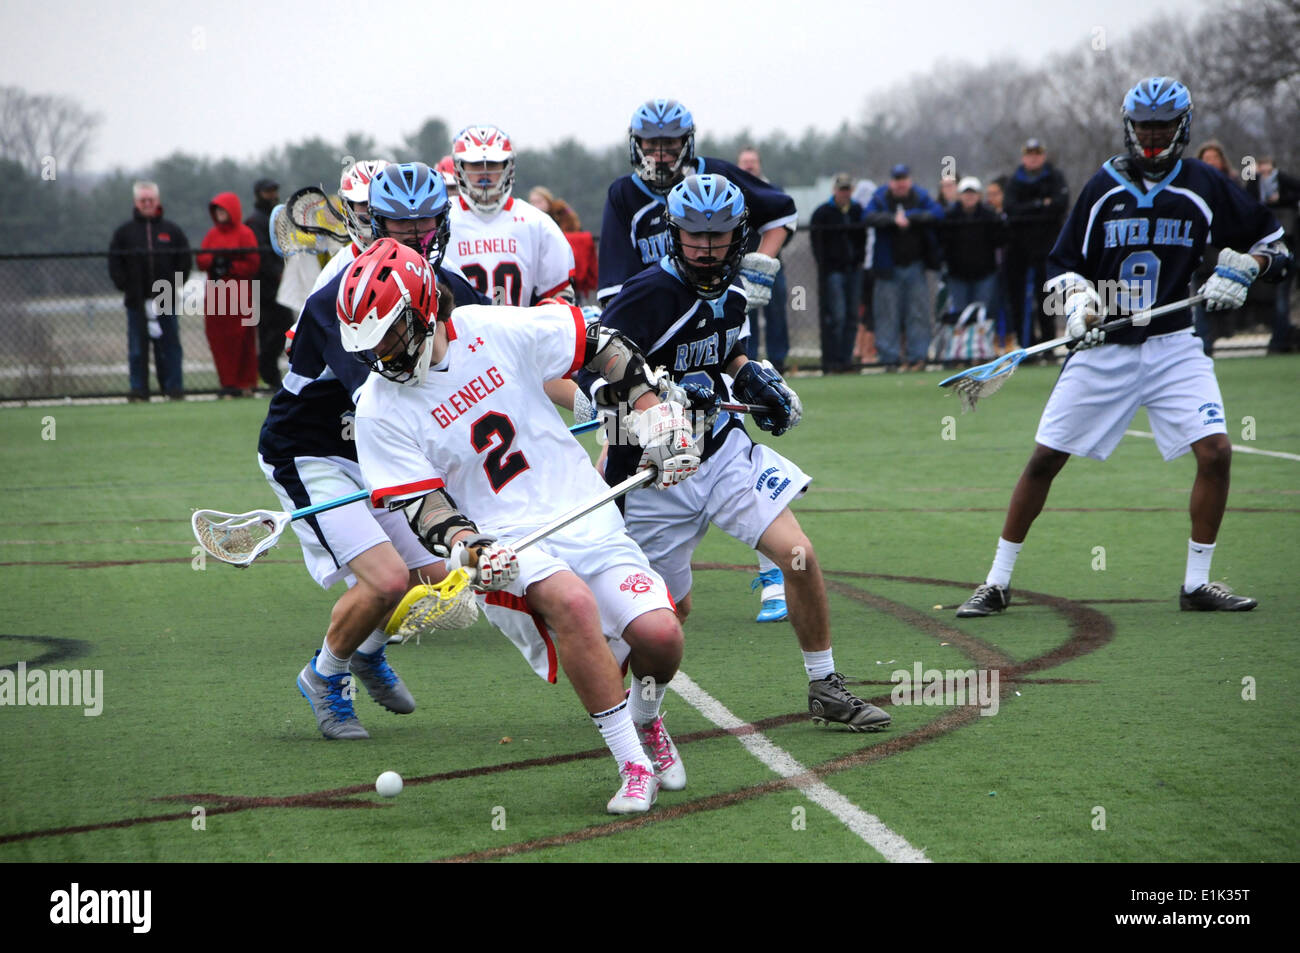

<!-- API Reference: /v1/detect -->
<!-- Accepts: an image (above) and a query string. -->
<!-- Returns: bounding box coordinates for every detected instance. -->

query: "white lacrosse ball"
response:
[375,771,403,798]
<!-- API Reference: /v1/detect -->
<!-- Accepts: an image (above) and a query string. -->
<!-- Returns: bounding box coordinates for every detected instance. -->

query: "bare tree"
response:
[0,86,100,176]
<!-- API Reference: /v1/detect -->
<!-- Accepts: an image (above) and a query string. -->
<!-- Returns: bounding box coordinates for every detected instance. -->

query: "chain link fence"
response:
[1,233,1286,401]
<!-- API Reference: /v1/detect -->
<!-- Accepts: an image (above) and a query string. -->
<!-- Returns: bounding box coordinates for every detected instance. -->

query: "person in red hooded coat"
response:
[197,192,261,396]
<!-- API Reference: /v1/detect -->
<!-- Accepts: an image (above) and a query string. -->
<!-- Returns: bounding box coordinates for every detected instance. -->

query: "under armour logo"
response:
[467,337,485,352]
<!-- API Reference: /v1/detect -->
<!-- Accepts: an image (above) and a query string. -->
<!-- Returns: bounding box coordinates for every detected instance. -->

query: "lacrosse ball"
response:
[375,771,403,798]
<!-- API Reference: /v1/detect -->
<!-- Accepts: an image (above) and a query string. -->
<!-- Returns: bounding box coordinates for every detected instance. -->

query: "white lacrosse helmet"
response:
[452,125,515,216]
[339,158,392,248]
[336,238,439,384]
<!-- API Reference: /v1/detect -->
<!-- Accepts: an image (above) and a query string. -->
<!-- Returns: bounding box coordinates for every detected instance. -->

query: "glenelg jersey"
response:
[355,303,612,535]
[576,259,751,487]
[447,197,575,306]
[1049,156,1283,344]
[258,264,487,462]
[597,157,798,303]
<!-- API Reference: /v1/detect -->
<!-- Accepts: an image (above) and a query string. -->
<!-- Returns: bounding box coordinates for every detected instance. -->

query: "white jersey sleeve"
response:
[532,210,576,300]
[355,383,448,509]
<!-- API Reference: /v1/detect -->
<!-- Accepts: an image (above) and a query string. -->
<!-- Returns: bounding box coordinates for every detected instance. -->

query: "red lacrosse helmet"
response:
[336,238,438,383]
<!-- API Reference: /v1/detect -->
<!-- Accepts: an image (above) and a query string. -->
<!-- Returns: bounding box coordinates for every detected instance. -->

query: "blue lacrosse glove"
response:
[732,359,802,436]
[681,380,721,426]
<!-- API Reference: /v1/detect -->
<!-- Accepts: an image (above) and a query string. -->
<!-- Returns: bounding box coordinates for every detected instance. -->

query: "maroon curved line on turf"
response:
[0,569,1113,852]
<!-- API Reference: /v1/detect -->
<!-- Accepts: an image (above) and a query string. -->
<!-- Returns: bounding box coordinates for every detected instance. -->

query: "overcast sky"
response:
[2,0,1204,172]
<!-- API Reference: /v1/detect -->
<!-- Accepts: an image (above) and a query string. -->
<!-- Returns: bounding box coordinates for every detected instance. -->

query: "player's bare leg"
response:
[526,570,660,810]
[326,543,419,658]
[622,608,686,790]
[757,508,890,731]
[1180,433,1253,609]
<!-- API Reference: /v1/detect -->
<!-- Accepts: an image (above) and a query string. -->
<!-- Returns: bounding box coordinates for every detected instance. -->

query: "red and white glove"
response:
[449,534,519,592]
[630,401,700,490]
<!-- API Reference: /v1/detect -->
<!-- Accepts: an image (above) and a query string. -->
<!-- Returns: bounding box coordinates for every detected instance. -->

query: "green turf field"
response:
[2,357,1297,862]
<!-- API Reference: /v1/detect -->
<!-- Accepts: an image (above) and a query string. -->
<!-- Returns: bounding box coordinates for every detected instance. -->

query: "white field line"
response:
[1125,429,1300,462]
[669,670,929,863]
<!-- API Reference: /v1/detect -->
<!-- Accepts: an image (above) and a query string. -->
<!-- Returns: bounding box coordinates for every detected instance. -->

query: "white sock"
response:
[358,629,389,655]
[590,698,652,772]
[1184,539,1216,593]
[756,552,785,600]
[987,537,1023,588]
[315,641,350,677]
[628,677,667,726]
[803,649,835,681]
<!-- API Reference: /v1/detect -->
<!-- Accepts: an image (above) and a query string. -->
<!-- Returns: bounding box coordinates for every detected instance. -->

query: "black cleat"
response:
[956,583,1010,618]
[1179,582,1257,612]
[809,673,891,731]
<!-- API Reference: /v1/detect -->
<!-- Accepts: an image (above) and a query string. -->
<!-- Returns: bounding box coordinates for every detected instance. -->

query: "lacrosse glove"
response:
[739,253,780,308]
[1198,248,1259,311]
[630,401,700,489]
[732,359,802,436]
[449,534,519,592]
[1064,284,1106,350]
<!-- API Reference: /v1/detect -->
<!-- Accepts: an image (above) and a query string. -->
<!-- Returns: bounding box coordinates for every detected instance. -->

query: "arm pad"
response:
[1254,239,1294,284]
[582,324,657,405]
[399,489,477,557]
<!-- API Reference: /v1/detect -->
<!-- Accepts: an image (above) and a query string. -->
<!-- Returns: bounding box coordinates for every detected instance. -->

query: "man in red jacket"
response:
[198,192,260,397]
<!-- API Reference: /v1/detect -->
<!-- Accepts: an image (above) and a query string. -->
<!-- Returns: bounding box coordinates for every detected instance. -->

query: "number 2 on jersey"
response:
[471,411,529,492]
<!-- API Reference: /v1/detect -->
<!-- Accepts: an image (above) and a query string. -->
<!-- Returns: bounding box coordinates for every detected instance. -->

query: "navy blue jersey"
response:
[576,259,751,487]
[258,266,487,461]
[1049,156,1283,343]
[597,157,798,304]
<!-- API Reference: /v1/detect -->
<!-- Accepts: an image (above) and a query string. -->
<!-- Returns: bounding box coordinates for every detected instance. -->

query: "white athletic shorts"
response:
[622,426,812,600]
[1036,328,1228,462]
[257,453,439,589]
[478,503,673,683]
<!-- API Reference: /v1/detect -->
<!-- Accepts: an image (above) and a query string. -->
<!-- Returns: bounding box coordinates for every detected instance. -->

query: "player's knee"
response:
[1194,436,1232,475]
[550,583,601,632]
[674,592,692,622]
[1026,446,1069,480]
[627,610,684,665]
[365,568,410,611]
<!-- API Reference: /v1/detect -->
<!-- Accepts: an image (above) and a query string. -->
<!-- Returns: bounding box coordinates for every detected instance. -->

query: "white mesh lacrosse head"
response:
[941,352,1023,412]
[273,205,331,256]
[191,509,290,566]
[385,568,480,643]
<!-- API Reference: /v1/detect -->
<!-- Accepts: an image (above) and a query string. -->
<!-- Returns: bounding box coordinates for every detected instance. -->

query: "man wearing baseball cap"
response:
[1004,139,1069,353]
[938,175,1007,351]
[245,177,292,390]
[810,172,868,372]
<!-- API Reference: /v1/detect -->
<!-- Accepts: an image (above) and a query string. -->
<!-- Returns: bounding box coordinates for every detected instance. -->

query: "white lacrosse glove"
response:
[739,253,780,308]
[1064,284,1106,350]
[1198,248,1259,311]
[630,400,700,490]
[449,534,519,592]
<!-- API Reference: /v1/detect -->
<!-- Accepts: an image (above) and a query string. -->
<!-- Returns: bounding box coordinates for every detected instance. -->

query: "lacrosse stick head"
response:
[385,568,479,643]
[938,351,1025,412]
[191,509,291,566]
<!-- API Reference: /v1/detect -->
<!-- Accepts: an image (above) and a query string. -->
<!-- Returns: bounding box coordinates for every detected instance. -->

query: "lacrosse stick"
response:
[383,469,655,642]
[192,420,603,566]
[271,202,336,258]
[285,186,350,242]
[939,294,1204,412]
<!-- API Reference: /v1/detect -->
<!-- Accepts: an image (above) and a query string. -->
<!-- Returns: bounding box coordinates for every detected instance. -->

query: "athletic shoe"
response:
[956,583,1010,618]
[751,568,788,623]
[350,647,416,714]
[297,652,369,740]
[606,761,660,814]
[808,672,891,732]
[1179,582,1257,612]
[637,715,686,791]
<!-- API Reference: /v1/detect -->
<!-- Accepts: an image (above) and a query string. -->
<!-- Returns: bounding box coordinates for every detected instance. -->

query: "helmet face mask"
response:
[339,159,392,248]
[629,99,695,194]
[1122,77,1192,177]
[666,174,749,300]
[452,125,515,216]
[337,238,439,384]
[368,162,451,268]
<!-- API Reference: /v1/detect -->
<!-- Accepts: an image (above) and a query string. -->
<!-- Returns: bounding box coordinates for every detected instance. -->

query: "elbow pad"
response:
[583,324,657,405]
[399,489,478,557]
[1254,240,1293,284]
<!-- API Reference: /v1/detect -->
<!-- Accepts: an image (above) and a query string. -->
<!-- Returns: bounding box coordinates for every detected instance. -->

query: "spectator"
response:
[548,198,598,305]
[1004,138,1068,352]
[851,178,878,363]
[810,172,866,373]
[737,146,790,372]
[197,192,260,398]
[1245,156,1300,353]
[938,174,959,207]
[244,178,294,391]
[528,185,554,214]
[107,181,191,402]
[1190,140,1243,354]
[939,176,1006,326]
[984,175,1013,349]
[864,164,944,371]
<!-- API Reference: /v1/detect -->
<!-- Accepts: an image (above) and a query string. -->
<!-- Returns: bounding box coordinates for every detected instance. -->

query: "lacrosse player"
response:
[579,173,891,732]
[599,98,800,624]
[338,238,701,814]
[956,77,1292,619]
[257,162,489,741]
